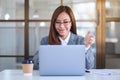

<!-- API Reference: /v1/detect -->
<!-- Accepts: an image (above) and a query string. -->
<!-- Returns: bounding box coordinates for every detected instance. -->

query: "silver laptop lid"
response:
[39,45,86,76]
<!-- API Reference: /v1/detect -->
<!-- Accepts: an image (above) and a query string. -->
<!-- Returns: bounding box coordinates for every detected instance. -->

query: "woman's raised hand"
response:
[84,31,95,47]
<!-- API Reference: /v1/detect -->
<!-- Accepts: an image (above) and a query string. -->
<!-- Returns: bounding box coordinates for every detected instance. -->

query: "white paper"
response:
[89,69,120,75]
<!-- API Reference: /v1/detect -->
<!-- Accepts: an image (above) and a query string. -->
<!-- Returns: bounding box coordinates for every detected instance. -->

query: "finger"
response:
[86,31,93,38]
[90,35,94,39]
[87,31,91,34]
[86,31,91,36]
[89,38,95,44]
[86,35,95,45]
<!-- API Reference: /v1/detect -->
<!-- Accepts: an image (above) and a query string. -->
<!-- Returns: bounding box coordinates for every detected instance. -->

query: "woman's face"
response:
[55,12,71,39]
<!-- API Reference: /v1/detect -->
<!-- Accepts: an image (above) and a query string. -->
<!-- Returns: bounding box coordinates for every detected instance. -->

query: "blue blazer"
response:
[33,32,95,69]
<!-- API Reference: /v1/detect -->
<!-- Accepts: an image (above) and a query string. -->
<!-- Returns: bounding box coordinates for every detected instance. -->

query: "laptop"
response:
[39,45,86,76]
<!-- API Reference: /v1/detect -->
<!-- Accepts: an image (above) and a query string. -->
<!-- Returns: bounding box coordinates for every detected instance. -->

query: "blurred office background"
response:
[0,0,120,71]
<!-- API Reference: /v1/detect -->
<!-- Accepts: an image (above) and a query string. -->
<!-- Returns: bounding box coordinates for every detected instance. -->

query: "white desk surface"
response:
[0,69,120,80]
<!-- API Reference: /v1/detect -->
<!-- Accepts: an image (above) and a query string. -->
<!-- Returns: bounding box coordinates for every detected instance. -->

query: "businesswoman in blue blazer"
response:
[33,5,95,70]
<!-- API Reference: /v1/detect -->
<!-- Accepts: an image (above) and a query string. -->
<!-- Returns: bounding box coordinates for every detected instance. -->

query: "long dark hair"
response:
[48,5,77,45]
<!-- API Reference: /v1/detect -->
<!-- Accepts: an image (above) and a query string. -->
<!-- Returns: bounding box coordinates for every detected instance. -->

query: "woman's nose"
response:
[59,23,65,28]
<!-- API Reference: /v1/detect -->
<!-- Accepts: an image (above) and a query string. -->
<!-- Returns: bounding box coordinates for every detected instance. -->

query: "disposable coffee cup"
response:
[22,59,34,75]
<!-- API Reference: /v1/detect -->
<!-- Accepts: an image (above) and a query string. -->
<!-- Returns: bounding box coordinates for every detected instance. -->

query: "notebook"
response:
[39,45,86,76]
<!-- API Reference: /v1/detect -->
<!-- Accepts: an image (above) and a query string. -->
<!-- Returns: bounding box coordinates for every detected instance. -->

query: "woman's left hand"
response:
[84,31,95,47]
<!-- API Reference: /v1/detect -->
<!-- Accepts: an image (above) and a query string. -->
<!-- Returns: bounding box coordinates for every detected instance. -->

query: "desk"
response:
[0,69,120,80]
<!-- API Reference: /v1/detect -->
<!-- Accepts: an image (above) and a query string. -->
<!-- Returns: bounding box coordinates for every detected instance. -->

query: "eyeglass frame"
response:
[55,21,71,26]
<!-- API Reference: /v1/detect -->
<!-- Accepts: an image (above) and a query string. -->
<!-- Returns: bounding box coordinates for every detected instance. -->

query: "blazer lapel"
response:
[67,33,77,45]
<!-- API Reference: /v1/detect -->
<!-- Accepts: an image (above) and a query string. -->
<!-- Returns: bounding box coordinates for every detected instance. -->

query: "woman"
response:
[33,5,95,70]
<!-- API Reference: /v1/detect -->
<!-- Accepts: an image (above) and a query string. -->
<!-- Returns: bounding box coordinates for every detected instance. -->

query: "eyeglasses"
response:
[55,21,71,26]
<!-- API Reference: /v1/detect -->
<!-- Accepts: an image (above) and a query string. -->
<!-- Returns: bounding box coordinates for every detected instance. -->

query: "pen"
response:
[85,70,90,73]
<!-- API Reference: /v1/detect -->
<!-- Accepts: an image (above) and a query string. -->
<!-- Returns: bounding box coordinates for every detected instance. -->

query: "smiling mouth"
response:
[59,30,65,33]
